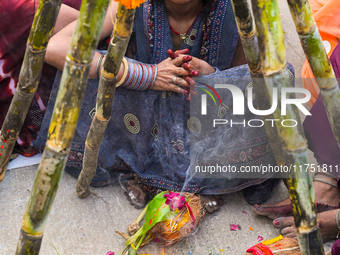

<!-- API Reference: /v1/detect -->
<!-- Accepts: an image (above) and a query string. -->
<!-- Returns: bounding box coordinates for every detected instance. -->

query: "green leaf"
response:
[143,191,171,233]
[125,191,175,250]
[128,246,137,255]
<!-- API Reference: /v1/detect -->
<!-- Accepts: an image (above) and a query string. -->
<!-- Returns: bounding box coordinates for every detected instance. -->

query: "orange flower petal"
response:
[114,0,145,9]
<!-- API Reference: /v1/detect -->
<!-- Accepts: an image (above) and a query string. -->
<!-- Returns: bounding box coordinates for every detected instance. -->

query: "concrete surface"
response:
[0,1,333,254]
[0,166,333,255]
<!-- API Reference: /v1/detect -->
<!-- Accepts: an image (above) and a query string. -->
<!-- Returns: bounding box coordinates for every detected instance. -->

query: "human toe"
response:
[273,217,294,229]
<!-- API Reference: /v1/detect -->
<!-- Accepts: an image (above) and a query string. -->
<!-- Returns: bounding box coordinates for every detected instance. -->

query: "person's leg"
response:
[254,86,340,219]
[200,195,223,213]
[253,173,340,219]
[273,209,340,242]
[124,179,150,209]
[125,179,222,212]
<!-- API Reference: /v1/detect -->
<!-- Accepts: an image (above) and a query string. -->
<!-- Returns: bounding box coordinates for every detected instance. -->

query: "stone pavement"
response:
[0,165,334,255]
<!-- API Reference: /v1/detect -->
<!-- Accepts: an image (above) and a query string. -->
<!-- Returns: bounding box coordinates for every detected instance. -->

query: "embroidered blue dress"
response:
[34,0,286,197]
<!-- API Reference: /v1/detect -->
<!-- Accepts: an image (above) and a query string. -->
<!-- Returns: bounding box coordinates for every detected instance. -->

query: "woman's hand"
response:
[168,49,215,77]
[152,56,193,94]
[165,49,214,100]
[180,55,216,77]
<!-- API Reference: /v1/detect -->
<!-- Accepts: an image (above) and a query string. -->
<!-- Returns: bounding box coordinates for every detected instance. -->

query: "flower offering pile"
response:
[117,191,205,254]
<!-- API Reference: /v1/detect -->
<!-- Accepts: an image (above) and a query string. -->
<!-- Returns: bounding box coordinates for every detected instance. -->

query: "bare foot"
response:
[200,195,223,213]
[273,209,340,242]
[254,175,340,219]
[124,180,149,209]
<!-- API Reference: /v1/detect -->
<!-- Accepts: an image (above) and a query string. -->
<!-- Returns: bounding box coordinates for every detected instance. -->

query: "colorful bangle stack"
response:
[117,57,157,91]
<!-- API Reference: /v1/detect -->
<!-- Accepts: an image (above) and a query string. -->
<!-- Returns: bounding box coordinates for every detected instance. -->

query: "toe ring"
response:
[129,191,136,199]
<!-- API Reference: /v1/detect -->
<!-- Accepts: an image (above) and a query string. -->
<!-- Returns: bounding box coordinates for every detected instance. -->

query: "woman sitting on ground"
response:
[34,0,283,213]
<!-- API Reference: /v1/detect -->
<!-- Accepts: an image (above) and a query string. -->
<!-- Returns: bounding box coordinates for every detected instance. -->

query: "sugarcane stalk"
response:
[230,0,260,73]
[76,3,136,198]
[251,0,324,254]
[15,0,110,254]
[230,0,284,166]
[0,0,63,182]
[286,0,340,148]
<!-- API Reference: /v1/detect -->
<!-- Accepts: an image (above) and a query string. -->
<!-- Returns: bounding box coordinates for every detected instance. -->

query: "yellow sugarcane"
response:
[230,0,284,166]
[15,0,110,253]
[286,0,340,147]
[251,0,324,254]
[77,3,137,198]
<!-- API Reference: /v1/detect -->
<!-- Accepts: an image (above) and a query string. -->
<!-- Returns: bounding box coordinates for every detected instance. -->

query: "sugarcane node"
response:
[128,222,140,236]
[239,29,256,39]
[102,69,116,79]
[16,228,43,255]
[85,141,95,151]
[65,54,91,67]
[94,113,108,122]
[113,30,133,40]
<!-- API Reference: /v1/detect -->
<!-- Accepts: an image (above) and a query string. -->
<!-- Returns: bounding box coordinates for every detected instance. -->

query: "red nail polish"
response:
[184,90,189,95]
[186,56,192,60]
[274,220,279,226]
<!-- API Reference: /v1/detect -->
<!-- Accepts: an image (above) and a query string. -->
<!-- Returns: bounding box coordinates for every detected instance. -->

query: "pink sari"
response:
[0,0,81,156]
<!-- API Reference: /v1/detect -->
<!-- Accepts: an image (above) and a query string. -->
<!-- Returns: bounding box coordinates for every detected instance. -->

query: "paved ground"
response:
[0,1,333,255]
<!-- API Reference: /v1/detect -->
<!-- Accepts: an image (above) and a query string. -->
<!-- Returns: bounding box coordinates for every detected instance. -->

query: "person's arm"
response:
[53,4,81,35]
[230,40,247,68]
[45,1,119,79]
[33,1,81,36]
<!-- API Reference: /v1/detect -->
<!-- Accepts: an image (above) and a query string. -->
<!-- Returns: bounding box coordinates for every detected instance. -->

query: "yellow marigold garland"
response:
[114,0,145,9]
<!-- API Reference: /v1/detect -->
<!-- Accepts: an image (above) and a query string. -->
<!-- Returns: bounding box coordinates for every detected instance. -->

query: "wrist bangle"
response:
[120,58,158,91]
[116,57,129,87]
[96,54,105,80]
[148,64,157,90]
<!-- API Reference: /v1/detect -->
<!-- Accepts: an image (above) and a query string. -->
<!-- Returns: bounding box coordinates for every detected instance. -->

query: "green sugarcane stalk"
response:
[76,4,136,198]
[15,0,110,254]
[287,0,340,147]
[230,0,284,166]
[230,0,260,73]
[0,0,63,182]
[251,0,324,254]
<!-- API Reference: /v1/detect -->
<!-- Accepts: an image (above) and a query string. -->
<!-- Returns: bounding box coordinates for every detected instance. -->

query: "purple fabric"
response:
[62,0,82,10]
[331,44,340,79]
[332,238,340,254]
[303,43,340,174]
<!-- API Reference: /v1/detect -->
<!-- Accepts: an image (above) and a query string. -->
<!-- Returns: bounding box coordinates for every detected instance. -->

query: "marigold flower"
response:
[114,0,145,9]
